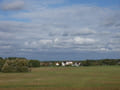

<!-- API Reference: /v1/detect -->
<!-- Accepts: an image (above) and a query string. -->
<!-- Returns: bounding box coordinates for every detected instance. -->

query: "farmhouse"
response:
[56,62,60,66]
[60,61,80,67]
[72,62,81,67]
[66,61,73,66]
[61,62,66,66]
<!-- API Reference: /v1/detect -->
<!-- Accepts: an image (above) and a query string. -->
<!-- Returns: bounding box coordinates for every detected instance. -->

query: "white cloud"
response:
[0,0,120,56]
[24,39,53,48]
[74,37,96,44]
[100,48,109,51]
[39,40,53,44]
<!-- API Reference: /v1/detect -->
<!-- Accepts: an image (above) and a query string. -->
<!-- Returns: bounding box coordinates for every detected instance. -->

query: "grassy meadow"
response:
[0,66,120,90]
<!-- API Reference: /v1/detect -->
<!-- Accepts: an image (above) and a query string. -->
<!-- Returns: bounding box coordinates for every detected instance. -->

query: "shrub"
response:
[0,60,5,71]
[1,59,31,73]
[28,60,40,67]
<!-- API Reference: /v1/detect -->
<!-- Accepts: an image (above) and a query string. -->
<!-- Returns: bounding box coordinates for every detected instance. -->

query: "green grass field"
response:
[0,66,120,90]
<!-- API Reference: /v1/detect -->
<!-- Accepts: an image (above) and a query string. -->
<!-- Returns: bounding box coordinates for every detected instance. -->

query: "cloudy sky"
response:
[0,0,120,60]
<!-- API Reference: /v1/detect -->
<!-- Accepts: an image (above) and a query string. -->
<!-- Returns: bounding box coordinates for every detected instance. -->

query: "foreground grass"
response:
[0,66,120,90]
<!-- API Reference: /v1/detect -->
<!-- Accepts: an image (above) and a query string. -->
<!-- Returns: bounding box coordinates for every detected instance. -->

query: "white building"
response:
[61,62,65,66]
[66,61,73,66]
[72,62,81,67]
[56,62,60,66]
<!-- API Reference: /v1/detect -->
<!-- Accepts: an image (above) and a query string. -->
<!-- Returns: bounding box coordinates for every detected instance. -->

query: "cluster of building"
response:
[56,61,81,67]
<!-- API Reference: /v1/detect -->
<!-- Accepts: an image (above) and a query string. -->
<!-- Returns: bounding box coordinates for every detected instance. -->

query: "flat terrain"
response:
[0,66,120,90]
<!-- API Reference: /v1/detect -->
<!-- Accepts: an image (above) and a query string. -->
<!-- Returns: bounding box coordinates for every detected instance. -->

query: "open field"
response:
[0,66,120,90]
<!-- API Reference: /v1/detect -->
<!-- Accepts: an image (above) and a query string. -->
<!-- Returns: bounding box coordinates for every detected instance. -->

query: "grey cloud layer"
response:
[1,0,24,11]
[0,0,120,57]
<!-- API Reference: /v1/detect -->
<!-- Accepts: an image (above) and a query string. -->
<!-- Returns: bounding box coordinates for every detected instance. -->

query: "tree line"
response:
[0,57,120,73]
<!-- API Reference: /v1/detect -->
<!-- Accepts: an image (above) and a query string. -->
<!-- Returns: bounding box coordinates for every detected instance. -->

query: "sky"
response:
[0,0,120,60]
